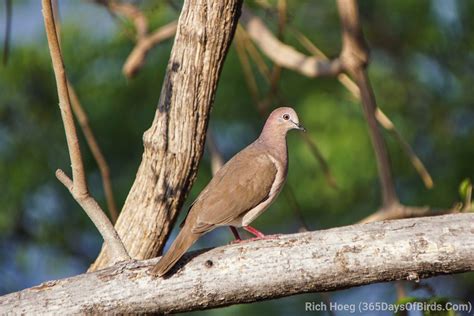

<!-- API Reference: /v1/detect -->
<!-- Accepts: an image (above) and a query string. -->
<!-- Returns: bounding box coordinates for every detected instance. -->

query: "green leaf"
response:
[459,178,472,200]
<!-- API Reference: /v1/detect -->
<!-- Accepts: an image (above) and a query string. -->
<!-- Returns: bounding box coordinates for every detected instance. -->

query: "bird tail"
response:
[151,228,198,277]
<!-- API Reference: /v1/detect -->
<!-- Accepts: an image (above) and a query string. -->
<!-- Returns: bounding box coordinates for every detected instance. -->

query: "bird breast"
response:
[239,154,287,226]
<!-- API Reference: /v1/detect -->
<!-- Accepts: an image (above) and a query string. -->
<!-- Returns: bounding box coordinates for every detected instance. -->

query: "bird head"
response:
[268,107,306,132]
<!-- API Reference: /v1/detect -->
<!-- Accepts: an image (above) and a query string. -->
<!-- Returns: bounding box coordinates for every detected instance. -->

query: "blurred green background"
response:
[1,0,473,315]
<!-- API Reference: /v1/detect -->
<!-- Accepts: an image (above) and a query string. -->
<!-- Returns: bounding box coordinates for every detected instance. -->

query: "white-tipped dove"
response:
[151,107,305,276]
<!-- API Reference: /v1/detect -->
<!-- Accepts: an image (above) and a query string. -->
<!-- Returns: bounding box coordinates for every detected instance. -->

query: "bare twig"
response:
[291,27,433,189]
[95,0,148,40]
[2,0,12,65]
[336,0,399,208]
[52,0,119,222]
[240,7,342,78]
[122,20,177,78]
[42,0,129,262]
[68,86,119,222]
[93,0,177,78]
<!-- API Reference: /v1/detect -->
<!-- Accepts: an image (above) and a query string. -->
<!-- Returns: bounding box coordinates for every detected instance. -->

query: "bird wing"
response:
[186,146,278,234]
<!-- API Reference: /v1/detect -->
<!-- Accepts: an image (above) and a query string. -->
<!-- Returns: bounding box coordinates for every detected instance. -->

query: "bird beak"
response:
[292,120,306,132]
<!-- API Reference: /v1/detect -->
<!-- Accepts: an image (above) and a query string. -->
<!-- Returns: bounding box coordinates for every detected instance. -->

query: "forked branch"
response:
[41,0,129,263]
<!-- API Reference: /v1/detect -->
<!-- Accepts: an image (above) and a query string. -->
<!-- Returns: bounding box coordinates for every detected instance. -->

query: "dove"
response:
[151,107,305,276]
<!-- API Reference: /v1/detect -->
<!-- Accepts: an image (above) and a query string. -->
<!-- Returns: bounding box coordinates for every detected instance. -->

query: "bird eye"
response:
[283,114,290,120]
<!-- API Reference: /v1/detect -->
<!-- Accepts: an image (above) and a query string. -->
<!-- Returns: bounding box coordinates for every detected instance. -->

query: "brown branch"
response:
[93,0,176,78]
[51,0,118,222]
[292,27,433,189]
[1,213,472,314]
[52,0,119,222]
[337,0,398,209]
[68,85,119,222]
[96,0,148,40]
[122,20,177,78]
[42,0,129,263]
[240,7,342,78]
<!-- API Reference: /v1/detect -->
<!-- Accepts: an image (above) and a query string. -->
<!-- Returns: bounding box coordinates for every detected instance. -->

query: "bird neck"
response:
[257,126,288,164]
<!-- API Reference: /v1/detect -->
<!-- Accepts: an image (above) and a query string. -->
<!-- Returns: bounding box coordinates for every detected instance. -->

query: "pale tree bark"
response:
[89,0,243,271]
[1,213,473,314]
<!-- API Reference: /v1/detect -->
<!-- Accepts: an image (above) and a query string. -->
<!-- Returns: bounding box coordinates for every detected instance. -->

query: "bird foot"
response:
[230,233,282,244]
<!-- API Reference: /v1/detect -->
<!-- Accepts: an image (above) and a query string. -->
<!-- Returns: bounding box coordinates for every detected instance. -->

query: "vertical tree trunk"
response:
[90,0,243,271]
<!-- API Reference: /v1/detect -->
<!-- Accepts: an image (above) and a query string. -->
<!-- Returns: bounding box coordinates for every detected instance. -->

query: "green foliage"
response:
[459,178,471,200]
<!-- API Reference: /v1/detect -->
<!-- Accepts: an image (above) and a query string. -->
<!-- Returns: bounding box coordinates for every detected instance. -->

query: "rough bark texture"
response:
[89,0,243,271]
[2,213,473,314]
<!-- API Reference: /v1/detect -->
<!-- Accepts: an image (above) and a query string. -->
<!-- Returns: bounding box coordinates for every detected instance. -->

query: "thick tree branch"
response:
[89,0,243,271]
[1,213,472,314]
[42,0,129,262]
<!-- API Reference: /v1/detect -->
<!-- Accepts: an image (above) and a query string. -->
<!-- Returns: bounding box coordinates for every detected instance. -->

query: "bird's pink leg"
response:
[243,225,265,238]
[243,226,282,241]
[229,226,242,242]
